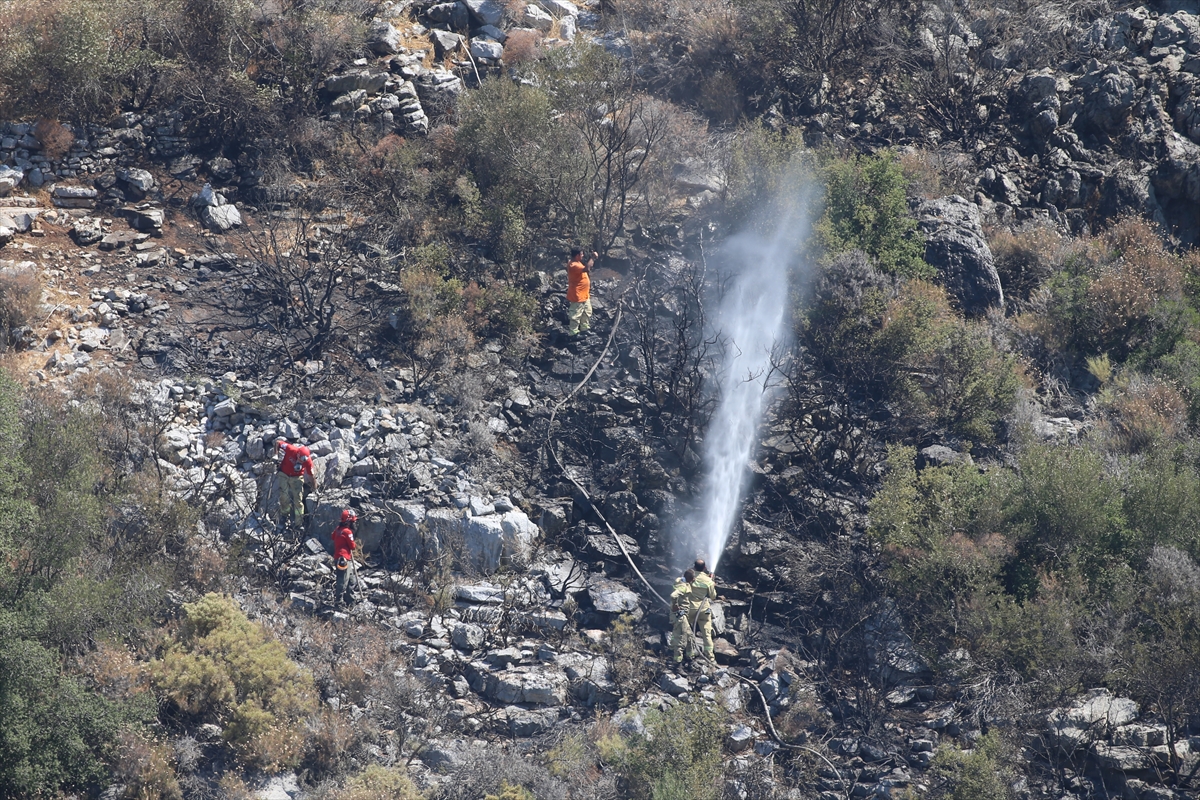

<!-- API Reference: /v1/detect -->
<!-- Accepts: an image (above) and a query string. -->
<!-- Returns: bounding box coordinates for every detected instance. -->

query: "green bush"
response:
[330,765,425,800]
[0,636,151,799]
[606,703,726,800]
[816,153,930,279]
[1018,217,1185,362]
[931,732,1011,800]
[152,594,317,770]
[804,258,1017,441]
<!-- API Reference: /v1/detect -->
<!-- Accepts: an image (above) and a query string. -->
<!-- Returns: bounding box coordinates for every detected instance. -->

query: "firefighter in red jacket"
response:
[332,509,358,609]
[275,438,316,528]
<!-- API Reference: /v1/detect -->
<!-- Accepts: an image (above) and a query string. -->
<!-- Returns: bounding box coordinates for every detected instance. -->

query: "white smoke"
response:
[679,183,813,574]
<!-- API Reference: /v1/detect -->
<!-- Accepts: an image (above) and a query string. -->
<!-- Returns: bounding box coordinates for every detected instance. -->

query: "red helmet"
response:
[341,509,357,524]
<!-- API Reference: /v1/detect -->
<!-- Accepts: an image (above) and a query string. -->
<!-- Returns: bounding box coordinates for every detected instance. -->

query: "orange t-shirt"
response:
[567,259,590,303]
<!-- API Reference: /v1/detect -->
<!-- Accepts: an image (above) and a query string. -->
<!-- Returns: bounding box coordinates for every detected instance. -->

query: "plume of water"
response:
[679,187,813,573]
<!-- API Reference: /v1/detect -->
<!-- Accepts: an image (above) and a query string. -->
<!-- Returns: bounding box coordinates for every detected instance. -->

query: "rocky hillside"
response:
[2,1,1200,800]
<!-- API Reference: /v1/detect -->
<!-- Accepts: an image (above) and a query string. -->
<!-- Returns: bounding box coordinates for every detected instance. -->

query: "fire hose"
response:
[541,281,842,775]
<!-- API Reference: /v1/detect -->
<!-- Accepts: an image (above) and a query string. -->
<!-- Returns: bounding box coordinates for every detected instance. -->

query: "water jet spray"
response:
[677,185,813,574]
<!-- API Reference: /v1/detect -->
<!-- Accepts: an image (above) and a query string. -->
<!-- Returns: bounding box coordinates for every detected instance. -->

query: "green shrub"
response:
[931,732,1011,800]
[484,784,535,800]
[1018,217,1185,362]
[0,636,151,799]
[607,703,726,800]
[330,765,424,800]
[152,594,317,770]
[817,152,930,279]
[804,258,1017,441]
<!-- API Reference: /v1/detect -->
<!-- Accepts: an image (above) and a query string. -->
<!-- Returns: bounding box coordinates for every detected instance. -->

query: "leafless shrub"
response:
[1146,545,1200,605]
[33,118,74,159]
[0,265,42,351]
[431,747,569,800]
[503,29,543,65]
[458,420,497,462]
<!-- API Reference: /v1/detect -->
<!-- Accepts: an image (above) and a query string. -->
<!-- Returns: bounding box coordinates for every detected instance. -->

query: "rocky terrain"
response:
[3,0,1200,799]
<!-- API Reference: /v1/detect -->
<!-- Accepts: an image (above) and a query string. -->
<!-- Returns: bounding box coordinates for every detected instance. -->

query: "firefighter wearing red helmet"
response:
[332,509,358,609]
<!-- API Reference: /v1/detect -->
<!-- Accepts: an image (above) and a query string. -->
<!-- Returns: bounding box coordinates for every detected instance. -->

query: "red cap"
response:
[341,509,357,523]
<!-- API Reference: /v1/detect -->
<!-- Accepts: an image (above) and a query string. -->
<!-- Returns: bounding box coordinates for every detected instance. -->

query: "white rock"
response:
[470,38,504,61]
[536,0,577,15]
[522,4,553,31]
[477,24,507,42]
[559,15,576,40]
[201,203,242,232]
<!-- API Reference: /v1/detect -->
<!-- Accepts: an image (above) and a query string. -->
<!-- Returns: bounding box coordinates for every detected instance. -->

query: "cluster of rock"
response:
[0,115,205,193]
[796,4,1200,245]
[313,0,596,135]
[319,66,437,136]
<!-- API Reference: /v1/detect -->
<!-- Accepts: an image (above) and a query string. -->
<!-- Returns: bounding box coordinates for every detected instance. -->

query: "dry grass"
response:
[1099,374,1188,453]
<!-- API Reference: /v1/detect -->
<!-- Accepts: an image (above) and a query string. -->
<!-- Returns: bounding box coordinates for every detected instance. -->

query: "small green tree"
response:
[817,153,930,279]
[931,732,1011,800]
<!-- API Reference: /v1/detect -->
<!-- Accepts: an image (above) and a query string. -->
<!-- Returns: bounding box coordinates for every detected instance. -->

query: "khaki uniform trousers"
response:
[567,299,592,334]
[278,473,305,525]
[671,606,714,662]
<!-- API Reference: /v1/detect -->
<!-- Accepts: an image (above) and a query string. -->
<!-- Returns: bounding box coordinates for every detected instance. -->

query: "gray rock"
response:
[917,195,1003,316]
[476,24,507,43]
[920,445,972,466]
[52,185,98,200]
[599,490,639,534]
[0,167,23,196]
[1047,689,1139,753]
[321,70,389,96]
[558,15,576,40]
[1091,743,1147,772]
[201,204,243,233]
[427,1,470,29]
[207,157,236,182]
[0,226,15,248]
[1078,63,1137,133]
[1153,11,1200,53]
[0,208,38,233]
[660,672,691,696]
[484,666,569,705]
[507,707,558,737]
[728,724,755,752]
[469,38,504,61]
[539,503,568,535]
[212,398,237,417]
[71,219,103,246]
[464,0,504,26]
[451,622,484,651]
[430,29,464,56]
[587,578,639,613]
[368,20,403,54]
[456,583,505,604]
[536,0,577,16]
[117,168,155,198]
[331,89,368,113]
[521,4,553,31]
[125,206,164,231]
